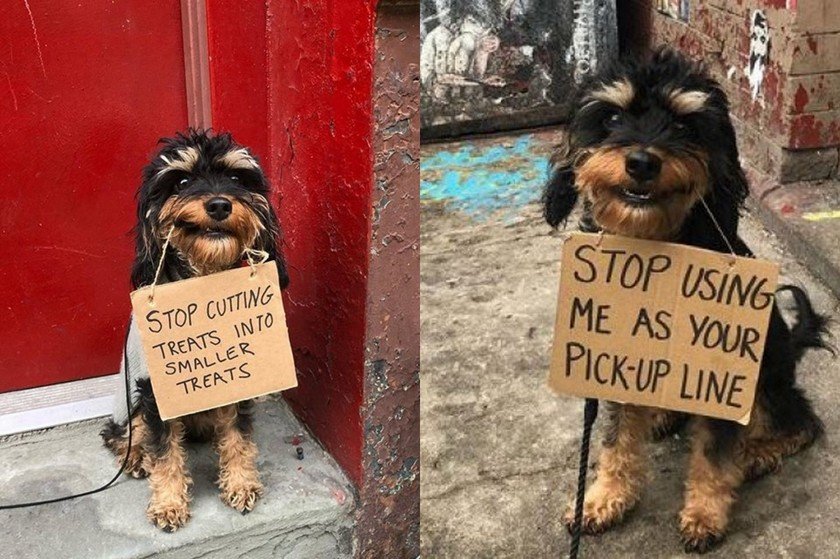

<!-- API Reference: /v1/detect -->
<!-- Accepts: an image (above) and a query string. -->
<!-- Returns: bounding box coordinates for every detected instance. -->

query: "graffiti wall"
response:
[420,0,617,137]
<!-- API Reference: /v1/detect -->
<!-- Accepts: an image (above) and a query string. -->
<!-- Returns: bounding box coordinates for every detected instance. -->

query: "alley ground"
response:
[420,129,840,558]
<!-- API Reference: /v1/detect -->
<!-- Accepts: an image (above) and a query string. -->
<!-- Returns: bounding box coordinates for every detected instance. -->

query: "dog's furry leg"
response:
[680,419,743,553]
[740,400,822,481]
[138,379,192,532]
[563,403,652,534]
[145,418,192,532]
[650,410,687,441]
[213,402,263,514]
[101,414,149,478]
[741,432,818,481]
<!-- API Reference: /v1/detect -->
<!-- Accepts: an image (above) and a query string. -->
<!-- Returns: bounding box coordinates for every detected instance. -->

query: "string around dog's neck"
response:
[147,224,270,303]
[698,196,738,260]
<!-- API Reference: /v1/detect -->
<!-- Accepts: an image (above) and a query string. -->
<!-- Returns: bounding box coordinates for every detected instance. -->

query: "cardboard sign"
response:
[130,262,297,420]
[548,233,779,424]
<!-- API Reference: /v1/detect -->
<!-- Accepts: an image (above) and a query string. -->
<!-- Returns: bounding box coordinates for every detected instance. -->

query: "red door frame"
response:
[204,1,419,555]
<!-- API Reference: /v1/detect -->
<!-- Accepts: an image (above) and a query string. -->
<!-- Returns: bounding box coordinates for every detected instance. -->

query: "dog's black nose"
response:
[625,151,662,182]
[205,197,232,221]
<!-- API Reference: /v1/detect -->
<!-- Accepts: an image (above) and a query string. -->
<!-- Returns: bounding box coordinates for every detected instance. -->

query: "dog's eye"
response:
[605,113,623,128]
[230,175,239,181]
[178,178,189,186]
[673,122,688,132]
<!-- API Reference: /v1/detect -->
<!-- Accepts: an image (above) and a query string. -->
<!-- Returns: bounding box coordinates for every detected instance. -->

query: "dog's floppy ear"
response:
[542,132,579,228]
[704,89,749,240]
[131,171,163,289]
[254,199,290,290]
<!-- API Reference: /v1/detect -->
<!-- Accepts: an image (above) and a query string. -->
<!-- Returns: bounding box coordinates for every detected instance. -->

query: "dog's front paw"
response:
[147,502,191,532]
[680,513,725,554]
[562,494,632,535]
[221,482,263,514]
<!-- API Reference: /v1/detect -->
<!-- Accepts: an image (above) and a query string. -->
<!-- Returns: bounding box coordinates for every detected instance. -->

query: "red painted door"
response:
[0,1,188,393]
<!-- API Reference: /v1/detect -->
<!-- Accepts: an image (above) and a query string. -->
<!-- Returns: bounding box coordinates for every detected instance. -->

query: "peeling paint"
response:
[803,210,840,222]
[421,133,552,218]
[356,5,420,558]
[747,10,769,101]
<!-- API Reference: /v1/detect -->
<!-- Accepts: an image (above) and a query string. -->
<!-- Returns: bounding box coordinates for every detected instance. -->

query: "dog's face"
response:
[135,131,279,281]
[546,49,746,241]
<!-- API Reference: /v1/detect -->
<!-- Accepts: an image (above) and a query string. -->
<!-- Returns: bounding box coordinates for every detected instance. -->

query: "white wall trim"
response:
[0,375,117,437]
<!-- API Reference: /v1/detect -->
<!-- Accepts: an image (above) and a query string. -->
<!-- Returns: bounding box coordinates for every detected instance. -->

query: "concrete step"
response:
[748,168,840,300]
[0,398,355,559]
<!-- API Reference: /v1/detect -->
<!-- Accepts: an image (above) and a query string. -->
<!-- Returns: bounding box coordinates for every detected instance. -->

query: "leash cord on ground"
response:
[0,324,134,510]
[569,398,599,559]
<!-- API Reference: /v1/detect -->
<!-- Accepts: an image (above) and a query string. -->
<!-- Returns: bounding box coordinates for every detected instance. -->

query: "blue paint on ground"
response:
[421,134,550,219]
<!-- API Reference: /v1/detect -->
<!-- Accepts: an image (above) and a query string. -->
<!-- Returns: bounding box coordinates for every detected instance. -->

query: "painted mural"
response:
[656,0,690,22]
[421,0,613,133]
[747,10,770,101]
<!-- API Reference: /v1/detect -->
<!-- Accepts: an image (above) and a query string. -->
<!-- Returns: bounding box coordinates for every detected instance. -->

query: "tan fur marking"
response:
[157,147,200,176]
[146,420,192,532]
[588,79,635,109]
[575,147,709,240]
[212,405,263,513]
[680,421,743,552]
[669,89,710,115]
[217,148,259,170]
[563,405,653,534]
[158,195,263,274]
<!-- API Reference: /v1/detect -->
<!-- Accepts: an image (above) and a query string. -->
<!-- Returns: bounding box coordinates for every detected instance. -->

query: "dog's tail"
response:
[777,285,835,362]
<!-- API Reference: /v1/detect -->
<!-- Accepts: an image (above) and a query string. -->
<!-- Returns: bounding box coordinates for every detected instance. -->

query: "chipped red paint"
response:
[205,0,387,491]
[807,35,819,55]
[790,114,823,148]
[793,84,810,114]
[264,0,376,487]
[355,4,420,557]
[651,2,840,182]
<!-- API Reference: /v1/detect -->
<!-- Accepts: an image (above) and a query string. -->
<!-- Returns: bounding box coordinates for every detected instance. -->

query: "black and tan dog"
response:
[101,130,289,532]
[544,49,833,552]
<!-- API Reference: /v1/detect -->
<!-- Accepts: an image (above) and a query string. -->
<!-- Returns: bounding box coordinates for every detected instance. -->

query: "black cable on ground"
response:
[569,398,599,559]
[0,324,133,510]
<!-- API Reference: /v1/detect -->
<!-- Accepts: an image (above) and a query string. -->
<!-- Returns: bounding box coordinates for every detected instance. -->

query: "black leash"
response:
[569,398,599,559]
[0,325,134,510]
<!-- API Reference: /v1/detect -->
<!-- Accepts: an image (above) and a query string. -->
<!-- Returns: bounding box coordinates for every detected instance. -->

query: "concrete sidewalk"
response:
[0,398,354,559]
[420,130,840,558]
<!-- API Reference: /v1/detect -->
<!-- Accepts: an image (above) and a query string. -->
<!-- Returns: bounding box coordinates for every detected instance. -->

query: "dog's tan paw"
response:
[221,482,263,514]
[147,503,191,532]
[123,456,149,479]
[680,513,725,554]
[562,495,632,535]
[742,452,782,482]
[128,466,149,479]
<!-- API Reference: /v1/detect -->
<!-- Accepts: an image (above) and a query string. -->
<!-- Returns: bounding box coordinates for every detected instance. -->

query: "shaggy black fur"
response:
[132,129,289,290]
[544,48,834,553]
[101,131,284,530]
[544,48,748,252]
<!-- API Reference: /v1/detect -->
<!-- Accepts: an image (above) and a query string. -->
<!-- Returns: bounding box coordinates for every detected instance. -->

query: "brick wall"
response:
[651,0,840,183]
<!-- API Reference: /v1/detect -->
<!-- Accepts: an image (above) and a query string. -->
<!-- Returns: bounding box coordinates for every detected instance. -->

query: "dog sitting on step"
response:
[101,130,289,532]
[543,48,833,553]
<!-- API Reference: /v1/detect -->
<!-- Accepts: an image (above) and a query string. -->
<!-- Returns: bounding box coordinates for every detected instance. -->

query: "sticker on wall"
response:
[747,10,769,101]
[656,0,689,22]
